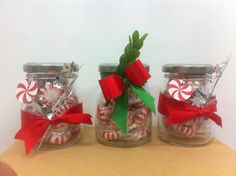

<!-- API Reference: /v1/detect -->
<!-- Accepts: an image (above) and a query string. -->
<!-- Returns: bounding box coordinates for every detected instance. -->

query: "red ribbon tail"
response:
[78,113,93,125]
[208,113,222,127]
[15,119,49,155]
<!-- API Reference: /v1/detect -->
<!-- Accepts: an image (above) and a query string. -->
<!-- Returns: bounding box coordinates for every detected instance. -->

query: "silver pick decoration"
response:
[193,55,231,103]
[195,55,231,127]
[36,63,83,152]
[208,54,231,99]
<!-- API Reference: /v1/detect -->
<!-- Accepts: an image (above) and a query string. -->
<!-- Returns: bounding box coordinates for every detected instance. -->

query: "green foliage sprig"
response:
[116,30,148,77]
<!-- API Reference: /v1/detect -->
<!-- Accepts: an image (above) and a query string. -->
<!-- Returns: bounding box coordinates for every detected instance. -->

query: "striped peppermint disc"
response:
[172,124,196,138]
[16,79,38,104]
[38,82,63,106]
[103,130,122,141]
[168,79,193,101]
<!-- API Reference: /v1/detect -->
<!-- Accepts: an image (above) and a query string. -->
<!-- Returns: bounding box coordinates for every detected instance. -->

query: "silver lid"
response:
[99,63,150,73]
[23,63,79,73]
[162,64,214,74]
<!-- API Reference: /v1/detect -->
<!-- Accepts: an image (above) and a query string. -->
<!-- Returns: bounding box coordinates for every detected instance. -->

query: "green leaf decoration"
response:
[134,40,143,50]
[116,30,148,74]
[119,54,127,69]
[129,36,132,44]
[132,30,139,44]
[130,84,156,114]
[127,49,140,64]
[111,30,151,135]
[112,89,129,135]
[124,43,133,58]
[140,33,148,42]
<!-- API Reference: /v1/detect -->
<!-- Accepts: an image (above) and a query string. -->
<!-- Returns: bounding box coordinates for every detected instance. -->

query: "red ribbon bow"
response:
[158,93,222,127]
[125,59,151,86]
[99,59,150,100]
[98,74,125,100]
[15,104,92,154]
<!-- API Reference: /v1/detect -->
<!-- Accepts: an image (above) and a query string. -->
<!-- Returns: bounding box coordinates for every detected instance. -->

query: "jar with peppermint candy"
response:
[157,64,222,146]
[15,63,92,154]
[96,63,154,146]
[96,31,156,147]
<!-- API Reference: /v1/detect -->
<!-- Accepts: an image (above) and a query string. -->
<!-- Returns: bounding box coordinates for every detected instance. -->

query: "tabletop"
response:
[1,127,236,176]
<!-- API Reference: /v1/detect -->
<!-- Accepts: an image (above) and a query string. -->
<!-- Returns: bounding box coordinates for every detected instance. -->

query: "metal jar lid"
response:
[23,63,79,73]
[99,63,150,73]
[162,64,214,74]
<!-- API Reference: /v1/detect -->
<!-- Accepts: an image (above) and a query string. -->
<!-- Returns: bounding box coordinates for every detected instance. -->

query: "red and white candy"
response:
[45,123,71,144]
[16,79,38,104]
[66,96,77,106]
[70,124,81,133]
[39,82,63,106]
[168,79,193,101]
[45,131,70,145]
[103,130,122,141]
[136,128,151,139]
[97,104,113,125]
[134,108,149,128]
[54,95,78,116]
[172,124,196,138]
[98,89,152,142]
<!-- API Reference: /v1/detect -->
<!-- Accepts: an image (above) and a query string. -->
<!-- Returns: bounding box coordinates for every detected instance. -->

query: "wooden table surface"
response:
[1,127,236,176]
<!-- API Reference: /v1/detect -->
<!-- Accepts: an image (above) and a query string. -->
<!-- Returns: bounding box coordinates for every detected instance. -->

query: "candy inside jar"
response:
[21,63,83,150]
[158,64,222,146]
[96,64,152,147]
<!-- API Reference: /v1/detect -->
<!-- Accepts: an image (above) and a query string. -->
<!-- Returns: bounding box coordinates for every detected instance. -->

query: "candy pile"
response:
[163,79,212,139]
[19,78,81,147]
[165,117,211,139]
[96,89,152,142]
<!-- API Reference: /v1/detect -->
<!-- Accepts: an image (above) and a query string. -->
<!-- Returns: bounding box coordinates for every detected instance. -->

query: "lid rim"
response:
[99,63,150,72]
[162,64,214,74]
[23,63,79,73]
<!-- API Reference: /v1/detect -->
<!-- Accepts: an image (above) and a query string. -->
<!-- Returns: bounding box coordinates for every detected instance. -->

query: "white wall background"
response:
[0,0,235,154]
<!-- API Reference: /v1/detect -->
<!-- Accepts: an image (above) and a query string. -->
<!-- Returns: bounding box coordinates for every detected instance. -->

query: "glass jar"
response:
[96,64,152,147]
[22,63,82,149]
[158,64,217,146]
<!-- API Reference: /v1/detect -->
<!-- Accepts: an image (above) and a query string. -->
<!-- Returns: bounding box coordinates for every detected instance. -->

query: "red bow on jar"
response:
[158,93,222,127]
[15,104,92,154]
[99,59,151,100]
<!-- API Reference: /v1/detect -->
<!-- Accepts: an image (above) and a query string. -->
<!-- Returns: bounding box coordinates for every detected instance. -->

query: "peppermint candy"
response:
[168,79,193,101]
[172,124,196,138]
[38,82,63,106]
[53,95,78,116]
[45,131,70,145]
[136,128,150,139]
[16,79,38,104]
[103,130,122,141]
[134,108,149,128]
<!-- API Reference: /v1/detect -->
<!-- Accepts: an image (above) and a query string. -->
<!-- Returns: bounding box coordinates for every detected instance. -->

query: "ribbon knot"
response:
[49,119,54,125]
